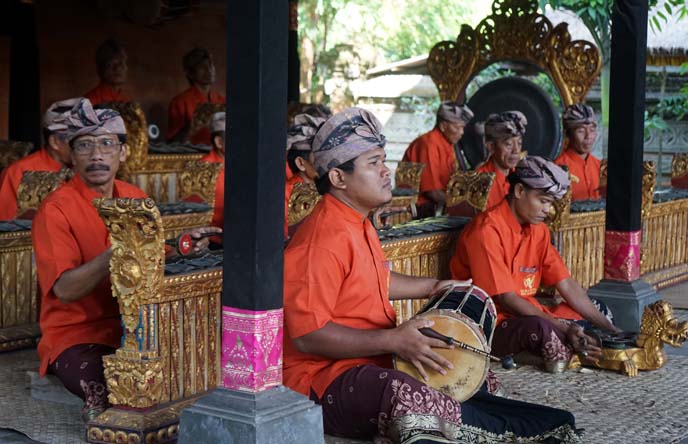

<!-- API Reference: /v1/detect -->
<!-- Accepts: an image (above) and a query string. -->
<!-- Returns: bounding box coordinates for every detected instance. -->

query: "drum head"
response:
[462,76,562,167]
[394,311,489,402]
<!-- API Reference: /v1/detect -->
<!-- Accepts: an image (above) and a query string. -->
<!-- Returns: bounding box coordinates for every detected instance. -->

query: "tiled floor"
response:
[1,281,687,444]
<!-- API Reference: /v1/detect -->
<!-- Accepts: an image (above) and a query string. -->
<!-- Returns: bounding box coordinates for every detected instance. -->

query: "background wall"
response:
[36,0,227,139]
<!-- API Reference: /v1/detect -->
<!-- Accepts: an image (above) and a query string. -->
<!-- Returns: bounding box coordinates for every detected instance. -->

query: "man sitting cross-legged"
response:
[31,98,220,422]
[451,156,619,373]
[283,108,582,444]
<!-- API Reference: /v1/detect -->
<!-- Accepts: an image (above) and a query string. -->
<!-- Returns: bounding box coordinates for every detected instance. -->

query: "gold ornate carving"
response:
[102,102,149,180]
[95,198,164,348]
[188,103,225,142]
[672,153,688,179]
[427,0,601,106]
[161,212,214,241]
[577,300,688,376]
[0,140,32,173]
[395,161,425,191]
[102,351,164,408]
[16,168,73,218]
[87,395,199,444]
[641,160,656,218]
[287,182,321,226]
[445,170,495,212]
[177,160,222,207]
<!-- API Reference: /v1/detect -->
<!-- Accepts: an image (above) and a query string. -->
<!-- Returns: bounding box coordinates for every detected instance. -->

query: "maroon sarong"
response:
[312,364,581,443]
[48,343,114,415]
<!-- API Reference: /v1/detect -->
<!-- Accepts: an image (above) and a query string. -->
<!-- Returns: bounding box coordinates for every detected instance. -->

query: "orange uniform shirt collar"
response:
[322,193,368,224]
[495,198,527,236]
[36,147,63,170]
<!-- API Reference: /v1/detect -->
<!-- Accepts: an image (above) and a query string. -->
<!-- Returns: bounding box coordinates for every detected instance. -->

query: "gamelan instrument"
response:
[394,283,497,402]
[165,231,221,256]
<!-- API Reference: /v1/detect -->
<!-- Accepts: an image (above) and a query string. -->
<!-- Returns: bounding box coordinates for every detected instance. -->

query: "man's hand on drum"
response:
[429,279,473,297]
[390,318,454,382]
[566,324,602,361]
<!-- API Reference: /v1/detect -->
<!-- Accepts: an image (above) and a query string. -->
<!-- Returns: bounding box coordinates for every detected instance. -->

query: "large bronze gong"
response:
[461,76,562,168]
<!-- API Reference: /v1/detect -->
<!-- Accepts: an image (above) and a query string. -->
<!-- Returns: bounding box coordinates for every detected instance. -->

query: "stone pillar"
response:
[177,0,323,442]
[588,0,659,331]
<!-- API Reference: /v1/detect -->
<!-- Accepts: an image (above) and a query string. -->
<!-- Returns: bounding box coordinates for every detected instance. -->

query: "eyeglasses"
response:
[72,139,122,157]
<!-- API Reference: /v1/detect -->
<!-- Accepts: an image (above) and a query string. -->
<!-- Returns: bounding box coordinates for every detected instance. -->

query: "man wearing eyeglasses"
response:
[30,98,219,422]
[0,98,78,220]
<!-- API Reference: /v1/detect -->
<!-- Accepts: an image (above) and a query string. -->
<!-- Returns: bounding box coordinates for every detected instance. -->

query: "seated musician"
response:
[198,112,226,228]
[31,98,219,422]
[166,47,226,144]
[0,98,79,220]
[284,108,581,443]
[555,103,601,201]
[451,156,619,373]
[284,113,324,238]
[285,103,331,182]
[475,111,527,210]
[402,101,473,216]
[83,39,130,105]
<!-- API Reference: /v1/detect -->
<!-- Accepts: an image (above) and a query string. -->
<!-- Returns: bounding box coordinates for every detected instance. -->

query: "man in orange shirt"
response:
[166,47,226,144]
[32,99,219,422]
[555,103,601,201]
[451,156,618,373]
[84,39,130,105]
[475,111,527,210]
[402,101,473,216]
[284,109,580,443]
[284,113,323,238]
[0,98,79,220]
[197,111,226,228]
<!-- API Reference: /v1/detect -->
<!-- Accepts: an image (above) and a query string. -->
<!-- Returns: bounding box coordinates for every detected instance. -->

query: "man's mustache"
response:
[86,164,110,172]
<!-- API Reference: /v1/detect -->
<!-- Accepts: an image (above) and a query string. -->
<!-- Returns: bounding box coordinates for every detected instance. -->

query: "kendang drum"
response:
[394,283,497,402]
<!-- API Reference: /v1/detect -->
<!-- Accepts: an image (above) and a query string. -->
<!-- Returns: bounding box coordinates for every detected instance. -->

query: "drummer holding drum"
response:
[283,109,582,444]
[451,156,620,373]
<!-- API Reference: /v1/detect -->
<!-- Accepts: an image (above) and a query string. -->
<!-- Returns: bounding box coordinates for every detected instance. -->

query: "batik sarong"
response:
[492,299,613,365]
[313,364,581,444]
[48,343,114,417]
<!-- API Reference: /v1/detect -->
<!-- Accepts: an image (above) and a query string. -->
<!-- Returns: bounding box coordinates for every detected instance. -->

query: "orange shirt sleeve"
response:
[540,230,570,286]
[0,165,21,220]
[452,225,516,296]
[166,96,188,141]
[413,139,444,193]
[284,245,347,339]
[31,202,83,295]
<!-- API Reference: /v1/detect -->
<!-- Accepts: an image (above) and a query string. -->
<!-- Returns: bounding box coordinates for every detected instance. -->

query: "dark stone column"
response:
[288,0,300,103]
[588,0,659,331]
[178,1,323,442]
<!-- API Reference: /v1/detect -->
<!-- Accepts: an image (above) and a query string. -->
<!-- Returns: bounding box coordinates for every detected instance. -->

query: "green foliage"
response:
[399,96,441,128]
[298,0,488,102]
